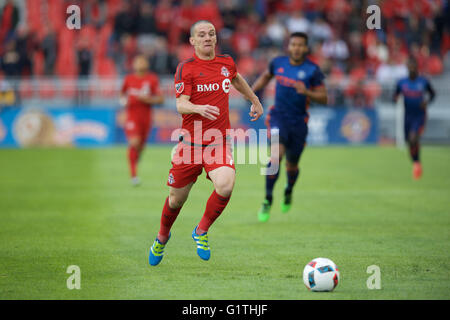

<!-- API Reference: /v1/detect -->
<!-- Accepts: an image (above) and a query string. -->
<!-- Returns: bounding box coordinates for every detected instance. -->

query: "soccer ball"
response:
[303,257,340,292]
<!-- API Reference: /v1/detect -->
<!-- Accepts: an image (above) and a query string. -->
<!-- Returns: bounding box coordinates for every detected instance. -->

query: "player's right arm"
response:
[252,57,275,92]
[176,94,220,121]
[174,61,219,120]
[251,69,273,92]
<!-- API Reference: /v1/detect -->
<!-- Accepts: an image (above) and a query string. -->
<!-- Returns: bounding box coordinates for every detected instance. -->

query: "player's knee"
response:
[214,176,235,197]
[408,133,418,144]
[286,161,298,170]
[168,191,187,209]
[286,157,299,170]
[129,137,141,149]
[128,140,141,149]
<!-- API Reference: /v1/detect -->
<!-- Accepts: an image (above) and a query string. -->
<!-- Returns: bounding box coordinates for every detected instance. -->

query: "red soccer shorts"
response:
[124,115,151,142]
[167,140,235,188]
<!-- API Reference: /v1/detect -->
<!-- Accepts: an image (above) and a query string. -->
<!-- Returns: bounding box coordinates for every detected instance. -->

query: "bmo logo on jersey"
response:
[197,79,231,94]
[197,83,220,92]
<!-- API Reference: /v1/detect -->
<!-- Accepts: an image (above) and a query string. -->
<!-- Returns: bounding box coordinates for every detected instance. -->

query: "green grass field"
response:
[0,145,449,299]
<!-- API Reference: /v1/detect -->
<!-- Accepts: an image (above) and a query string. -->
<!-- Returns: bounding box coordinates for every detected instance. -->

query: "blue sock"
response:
[265,161,279,205]
[409,142,420,162]
[285,167,299,195]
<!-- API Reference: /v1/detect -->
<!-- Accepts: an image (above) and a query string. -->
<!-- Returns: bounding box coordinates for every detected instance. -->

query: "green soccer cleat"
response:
[281,192,292,213]
[258,199,271,222]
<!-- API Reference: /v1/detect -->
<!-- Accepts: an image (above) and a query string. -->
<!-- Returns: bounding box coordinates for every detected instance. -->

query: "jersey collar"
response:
[193,51,216,62]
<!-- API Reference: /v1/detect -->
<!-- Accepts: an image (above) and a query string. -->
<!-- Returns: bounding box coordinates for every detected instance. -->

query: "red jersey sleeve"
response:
[229,56,237,79]
[121,75,129,94]
[174,61,193,98]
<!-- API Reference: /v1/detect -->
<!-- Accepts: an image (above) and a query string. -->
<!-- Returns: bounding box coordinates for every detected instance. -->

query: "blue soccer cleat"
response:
[149,233,170,266]
[192,226,210,261]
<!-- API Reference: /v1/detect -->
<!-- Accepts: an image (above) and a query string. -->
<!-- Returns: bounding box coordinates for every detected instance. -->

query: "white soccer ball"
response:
[303,257,340,292]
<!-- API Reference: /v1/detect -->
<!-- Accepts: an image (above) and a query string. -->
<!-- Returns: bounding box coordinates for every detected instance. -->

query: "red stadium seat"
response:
[177,44,194,62]
[95,23,114,59]
[426,55,443,76]
[32,51,45,76]
[55,29,77,77]
[26,0,42,31]
[364,80,382,102]
[442,32,450,54]
[47,0,65,30]
[236,55,256,78]
[349,67,367,82]
[96,58,117,77]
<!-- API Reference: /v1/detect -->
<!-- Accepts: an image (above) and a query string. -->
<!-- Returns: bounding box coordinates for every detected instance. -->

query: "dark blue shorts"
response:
[404,113,426,138]
[266,110,308,164]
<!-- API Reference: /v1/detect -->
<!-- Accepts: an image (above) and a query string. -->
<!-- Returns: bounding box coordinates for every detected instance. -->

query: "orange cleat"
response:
[413,162,422,180]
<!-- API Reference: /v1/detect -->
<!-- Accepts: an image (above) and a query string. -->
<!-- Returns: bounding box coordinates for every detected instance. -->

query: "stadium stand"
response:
[0,0,449,108]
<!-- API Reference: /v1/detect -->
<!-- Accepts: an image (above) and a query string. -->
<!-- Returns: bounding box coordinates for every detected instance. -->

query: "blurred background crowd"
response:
[0,0,449,108]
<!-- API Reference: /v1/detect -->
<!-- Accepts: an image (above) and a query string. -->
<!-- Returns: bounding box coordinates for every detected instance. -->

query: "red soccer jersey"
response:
[121,73,161,119]
[174,53,237,142]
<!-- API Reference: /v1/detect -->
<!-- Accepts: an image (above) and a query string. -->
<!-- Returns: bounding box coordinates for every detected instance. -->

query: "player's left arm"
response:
[294,67,328,105]
[422,80,436,109]
[231,73,264,122]
[300,85,328,105]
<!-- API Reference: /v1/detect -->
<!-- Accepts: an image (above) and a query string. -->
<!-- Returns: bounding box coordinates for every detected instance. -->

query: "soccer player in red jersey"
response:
[149,20,264,266]
[120,55,164,186]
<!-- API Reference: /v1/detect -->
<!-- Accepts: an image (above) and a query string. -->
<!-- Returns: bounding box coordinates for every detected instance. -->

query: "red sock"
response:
[198,191,231,233]
[128,146,139,178]
[158,197,181,243]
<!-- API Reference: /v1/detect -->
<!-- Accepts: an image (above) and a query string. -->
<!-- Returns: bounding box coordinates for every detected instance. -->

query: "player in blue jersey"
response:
[394,58,435,180]
[252,32,328,222]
